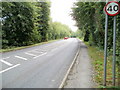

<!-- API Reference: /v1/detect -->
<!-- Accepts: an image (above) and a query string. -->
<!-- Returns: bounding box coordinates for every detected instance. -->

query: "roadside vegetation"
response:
[1,1,72,51]
[72,2,120,87]
[0,39,60,53]
[85,42,120,88]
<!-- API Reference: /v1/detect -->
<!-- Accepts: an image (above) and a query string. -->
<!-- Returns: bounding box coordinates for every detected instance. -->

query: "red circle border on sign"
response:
[104,1,120,16]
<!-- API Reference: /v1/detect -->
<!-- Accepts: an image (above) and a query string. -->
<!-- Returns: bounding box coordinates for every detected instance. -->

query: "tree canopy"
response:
[2,2,72,48]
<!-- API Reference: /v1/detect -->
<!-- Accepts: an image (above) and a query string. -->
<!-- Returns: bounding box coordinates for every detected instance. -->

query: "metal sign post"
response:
[112,16,116,86]
[103,1,108,86]
[103,10,108,86]
[104,1,120,86]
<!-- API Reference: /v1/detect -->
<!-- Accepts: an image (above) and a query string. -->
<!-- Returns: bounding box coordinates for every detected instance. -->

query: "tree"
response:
[37,2,50,42]
[2,2,35,47]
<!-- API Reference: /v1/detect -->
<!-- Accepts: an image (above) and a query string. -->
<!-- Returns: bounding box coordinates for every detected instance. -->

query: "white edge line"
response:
[0,59,13,66]
[0,64,20,74]
[15,56,27,61]
[33,52,47,59]
[59,39,80,88]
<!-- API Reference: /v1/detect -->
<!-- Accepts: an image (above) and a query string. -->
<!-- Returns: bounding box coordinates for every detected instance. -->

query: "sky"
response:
[50,0,78,32]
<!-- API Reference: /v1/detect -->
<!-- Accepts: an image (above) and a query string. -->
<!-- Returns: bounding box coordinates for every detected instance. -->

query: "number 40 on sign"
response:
[104,1,120,16]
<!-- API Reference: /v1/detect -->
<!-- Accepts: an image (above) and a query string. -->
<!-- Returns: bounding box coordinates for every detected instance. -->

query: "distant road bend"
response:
[1,38,80,88]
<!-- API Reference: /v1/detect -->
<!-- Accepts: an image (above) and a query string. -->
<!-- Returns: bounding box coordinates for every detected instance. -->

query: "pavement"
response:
[0,38,80,88]
[64,40,96,88]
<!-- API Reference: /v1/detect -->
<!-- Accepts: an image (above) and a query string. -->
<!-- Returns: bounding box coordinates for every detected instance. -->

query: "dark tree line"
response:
[1,1,72,49]
[71,2,120,64]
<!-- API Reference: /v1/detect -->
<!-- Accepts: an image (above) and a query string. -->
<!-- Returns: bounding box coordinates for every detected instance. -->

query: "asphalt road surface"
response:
[1,38,80,88]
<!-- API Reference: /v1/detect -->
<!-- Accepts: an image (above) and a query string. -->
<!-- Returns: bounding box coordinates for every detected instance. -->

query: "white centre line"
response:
[15,55,27,61]
[0,64,20,74]
[33,52,47,59]
[0,59,13,66]
[25,52,37,57]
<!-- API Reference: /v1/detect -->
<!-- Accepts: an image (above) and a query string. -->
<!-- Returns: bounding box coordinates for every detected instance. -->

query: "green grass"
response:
[0,39,61,53]
[84,42,119,87]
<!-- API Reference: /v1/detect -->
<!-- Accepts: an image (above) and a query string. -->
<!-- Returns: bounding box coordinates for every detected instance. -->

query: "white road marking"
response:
[35,50,45,53]
[33,52,47,59]
[32,50,41,53]
[40,51,44,53]
[25,52,37,56]
[52,80,55,82]
[2,57,10,60]
[0,64,20,74]
[15,55,27,61]
[51,48,58,52]
[27,49,39,52]
[0,59,13,66]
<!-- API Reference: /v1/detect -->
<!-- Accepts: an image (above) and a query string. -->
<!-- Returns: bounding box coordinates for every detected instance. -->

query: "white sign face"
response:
[104,1,120,16]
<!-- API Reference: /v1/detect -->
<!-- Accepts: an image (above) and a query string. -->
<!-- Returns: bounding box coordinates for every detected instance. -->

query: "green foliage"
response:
[2,2,72,49]
[35,2,50,42]
[72,2,105,46]
[49,22,71,39]
[2,2,35,47]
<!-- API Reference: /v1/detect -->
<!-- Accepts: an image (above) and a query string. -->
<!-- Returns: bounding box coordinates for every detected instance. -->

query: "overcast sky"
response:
[50,0,78,32]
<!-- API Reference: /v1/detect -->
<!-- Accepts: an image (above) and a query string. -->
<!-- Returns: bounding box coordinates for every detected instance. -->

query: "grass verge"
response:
[84,42,119,88]
[0,39,61,53]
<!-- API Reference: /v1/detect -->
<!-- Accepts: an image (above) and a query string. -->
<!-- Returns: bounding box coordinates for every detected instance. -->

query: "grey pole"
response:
[112,16,116,86]
[103,7,108,86]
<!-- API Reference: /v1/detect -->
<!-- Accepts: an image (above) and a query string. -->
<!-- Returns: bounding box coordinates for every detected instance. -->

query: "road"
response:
[1,38,80,88]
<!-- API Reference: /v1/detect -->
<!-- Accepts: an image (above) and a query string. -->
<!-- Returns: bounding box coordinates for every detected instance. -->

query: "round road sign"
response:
[104,1,120,16]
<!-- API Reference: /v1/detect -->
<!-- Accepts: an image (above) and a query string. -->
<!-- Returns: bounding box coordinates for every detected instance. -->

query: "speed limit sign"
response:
[104,1,120,87]
[104,1,120,16]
